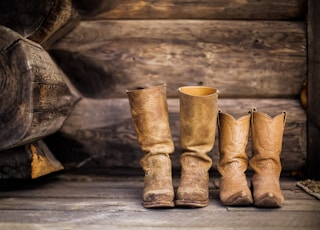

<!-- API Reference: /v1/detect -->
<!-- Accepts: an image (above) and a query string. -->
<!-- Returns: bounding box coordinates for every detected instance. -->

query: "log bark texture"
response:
[0,26,79,151]
[50,20,306,99]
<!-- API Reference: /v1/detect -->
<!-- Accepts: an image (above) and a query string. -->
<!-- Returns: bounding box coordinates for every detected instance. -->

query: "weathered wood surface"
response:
[28,0,80,48]
[0,174,319,229]
[73,0,307,20]
[0,140,63,179]
[307,0,320,180]
[43,98,306,172]
[50,20,306,99]
[0,26,79,151]
[0,0,79,49]
[0,0,52,37]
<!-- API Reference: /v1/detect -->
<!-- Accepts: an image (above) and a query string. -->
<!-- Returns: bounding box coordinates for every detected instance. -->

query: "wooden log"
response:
[28,0,80,49]
[0,0,80,49]
[0,26,79,151]
[45,98,306,172]
[0,0,53,37]
[0,140,64,179]
[73,0,307,20]
[307,0,320,179]
[50,20,306,99]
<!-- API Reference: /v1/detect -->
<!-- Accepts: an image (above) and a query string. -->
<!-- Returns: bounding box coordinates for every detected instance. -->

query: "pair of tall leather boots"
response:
[127,85,286,209]
[127,84,217,208]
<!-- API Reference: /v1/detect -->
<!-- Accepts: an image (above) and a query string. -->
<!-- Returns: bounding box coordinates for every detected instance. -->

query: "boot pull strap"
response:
[282,111,287,125]
[217,109,222,129]
[249,107,257,127]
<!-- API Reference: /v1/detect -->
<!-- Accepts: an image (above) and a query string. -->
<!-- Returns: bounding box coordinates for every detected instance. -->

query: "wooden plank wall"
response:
[47,0,308,174]
[307,0,320,179]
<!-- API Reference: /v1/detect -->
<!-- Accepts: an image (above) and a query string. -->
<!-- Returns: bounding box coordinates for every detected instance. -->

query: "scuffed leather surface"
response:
[250,110,286,207]
[127,85,174,208]
[176,86,218,207]
[218,111,253,206]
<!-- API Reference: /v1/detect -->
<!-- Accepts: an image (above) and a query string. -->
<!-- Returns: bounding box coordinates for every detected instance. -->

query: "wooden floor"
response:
[0,171,319,230]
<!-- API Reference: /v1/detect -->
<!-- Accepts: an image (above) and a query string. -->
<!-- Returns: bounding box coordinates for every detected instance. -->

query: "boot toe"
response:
[223,191,253,206]
[254,192,284,208]
[143,190,175,208]
[175,188,209,208]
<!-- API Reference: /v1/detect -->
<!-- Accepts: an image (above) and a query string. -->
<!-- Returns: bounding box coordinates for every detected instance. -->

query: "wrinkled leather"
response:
[250,109,286,208]
[127,85,175,208]
[176,86,218,208]
[217,111,253,206]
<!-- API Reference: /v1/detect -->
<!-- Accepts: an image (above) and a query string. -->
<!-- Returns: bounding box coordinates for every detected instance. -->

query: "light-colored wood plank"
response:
[0,209,319,228]
[0,223,318,230]
[0,176,319,229]
[50,20,306,98]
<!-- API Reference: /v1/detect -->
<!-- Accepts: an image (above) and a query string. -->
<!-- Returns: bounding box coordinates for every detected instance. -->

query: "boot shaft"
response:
[250,108,287,176]
[179,86,218,156]
[127,85,175,208]
[127,85,174,155]
[176,86,218,207]
[217,111,250,176]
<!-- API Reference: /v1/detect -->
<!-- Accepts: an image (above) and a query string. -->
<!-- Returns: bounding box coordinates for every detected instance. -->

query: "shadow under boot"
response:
[127,85,175,208]
[217,111,253,206]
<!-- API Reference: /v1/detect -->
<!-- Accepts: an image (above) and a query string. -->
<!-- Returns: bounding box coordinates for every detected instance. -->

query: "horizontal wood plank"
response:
[73,0,307,20]
[0,196,319,212]
[1,209,319,228]
[0,176,319,229]
[50,20,306,99]
[45,98,306,172]
[307,0,320,179]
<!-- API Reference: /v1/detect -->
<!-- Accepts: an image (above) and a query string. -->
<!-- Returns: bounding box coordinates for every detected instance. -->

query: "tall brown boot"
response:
[217,111,253,206]
[250,108,287,208]
[176,86,218,208]
[127,85,175,208]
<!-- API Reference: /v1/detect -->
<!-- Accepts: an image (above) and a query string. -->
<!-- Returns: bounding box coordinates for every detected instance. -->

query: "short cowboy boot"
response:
[250,108,287,208]
[217,110,253,206]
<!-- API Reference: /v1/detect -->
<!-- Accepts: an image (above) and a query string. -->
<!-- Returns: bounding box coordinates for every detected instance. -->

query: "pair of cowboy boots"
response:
[127,84,218,208]
[217,109,287,208]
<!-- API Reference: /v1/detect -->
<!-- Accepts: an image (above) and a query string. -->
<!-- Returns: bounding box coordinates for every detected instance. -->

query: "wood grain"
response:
[0,175,319,229]
[44,98,306,172]
[0,140,63,179]
[0,0,52,37]
[73,0,307,20]
[51,20,306,99]
[0,26,79,151]
[307,0,320,179]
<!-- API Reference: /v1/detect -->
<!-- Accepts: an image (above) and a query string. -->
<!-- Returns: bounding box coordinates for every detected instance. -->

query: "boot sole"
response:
[175,199,209,208]
[143,201,175,208]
